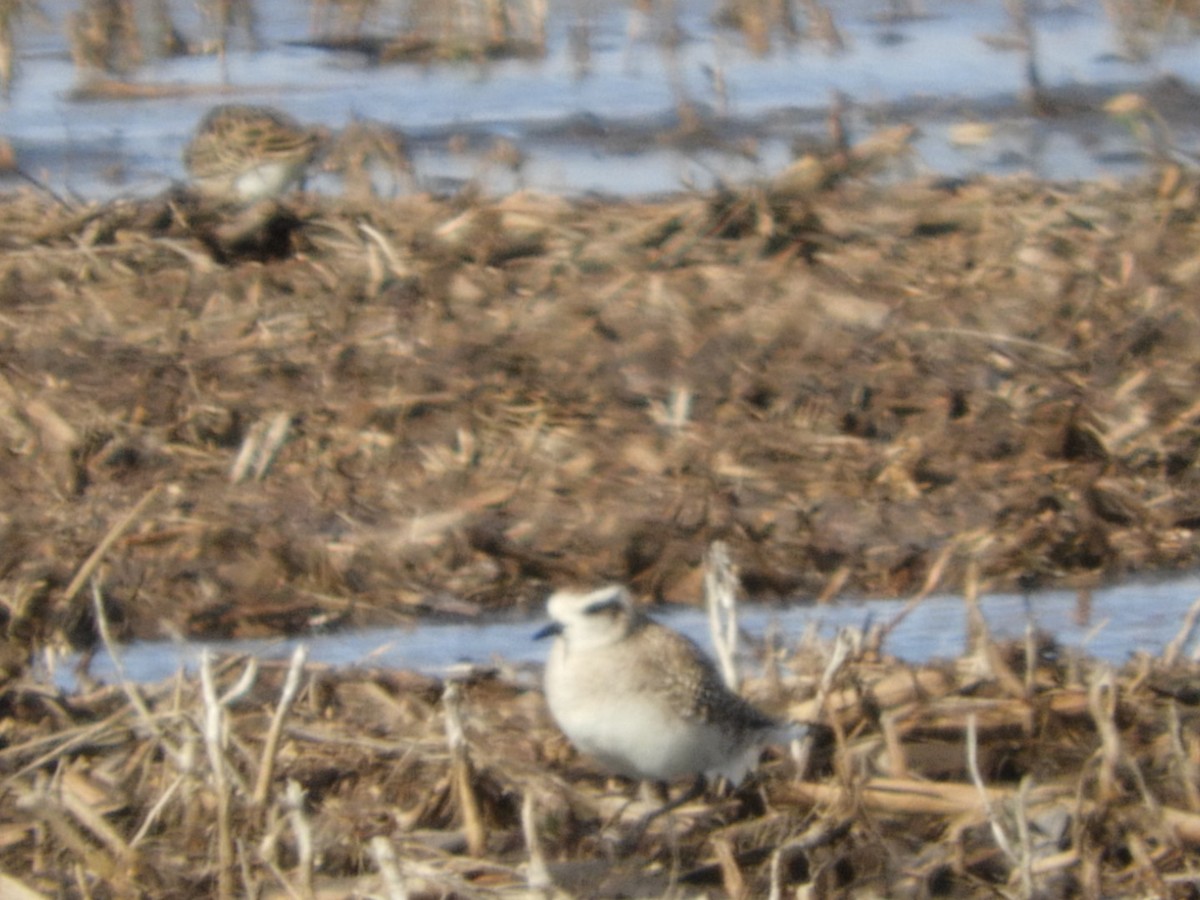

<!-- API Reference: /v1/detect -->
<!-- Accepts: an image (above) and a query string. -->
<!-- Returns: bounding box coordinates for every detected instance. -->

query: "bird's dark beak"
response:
[533,622,562,641]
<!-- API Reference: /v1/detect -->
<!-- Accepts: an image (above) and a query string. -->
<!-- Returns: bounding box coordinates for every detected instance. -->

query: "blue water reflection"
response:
[4,0,1200,198]
[70,574,1200,687]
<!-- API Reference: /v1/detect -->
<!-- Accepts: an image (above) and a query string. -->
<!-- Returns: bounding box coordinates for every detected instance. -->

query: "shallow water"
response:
[63,574,1200,688]
[4,0,1200,199]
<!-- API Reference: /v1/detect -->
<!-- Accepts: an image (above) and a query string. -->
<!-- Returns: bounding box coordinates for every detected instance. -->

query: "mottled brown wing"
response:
[633,616,778,732]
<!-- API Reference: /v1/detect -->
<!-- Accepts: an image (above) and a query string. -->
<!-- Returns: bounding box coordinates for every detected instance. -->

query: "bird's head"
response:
[534,585,636,650]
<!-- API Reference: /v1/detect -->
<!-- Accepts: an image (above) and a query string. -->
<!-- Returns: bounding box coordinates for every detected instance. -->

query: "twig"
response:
[60,768,130,858]
[1163,596,1200,666]
[130,772,186,849]
[1086,666,1156,816]
[1166,703,1200,811]
[443,681,486,856]
[1023,596,1036,695]
[3,709,138,785]
[200,650,235,900]
[963,562,1026,699]
[284,780,314,900]
[1087,667,1121,804]
[89,580,179,757]
[768,817,853,900]
[521,792,552,892]
[0,652,245,783]
[358,221,408,276]
[369,836,409,900]
[868,539,957,655]
[0,872,51,900]
[253,645,309,805]
[230,411,293,483]
[781,776,1050,818]
[17,778,117,882]
[795,627,855,779]
[713,836,745,899]
[966,714,1020,868]
[910,325,1073,359]
[1013,775,1034,898]
[62,485,161,605]
[880,711,907,778]
[704,540,740,690]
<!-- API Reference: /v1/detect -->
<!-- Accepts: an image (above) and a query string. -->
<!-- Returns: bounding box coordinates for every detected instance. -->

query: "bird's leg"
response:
[651,773,707,823]
[615,774,708,854]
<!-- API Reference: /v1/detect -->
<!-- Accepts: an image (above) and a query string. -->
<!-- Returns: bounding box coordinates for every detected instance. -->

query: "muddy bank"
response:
[2,164,1200,648]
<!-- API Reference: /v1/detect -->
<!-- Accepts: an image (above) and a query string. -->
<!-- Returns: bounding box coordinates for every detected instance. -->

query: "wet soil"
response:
[2,159,1200,652]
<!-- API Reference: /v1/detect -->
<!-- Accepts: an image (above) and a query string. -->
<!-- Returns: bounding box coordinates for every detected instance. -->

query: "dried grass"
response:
[3,596,1200,896]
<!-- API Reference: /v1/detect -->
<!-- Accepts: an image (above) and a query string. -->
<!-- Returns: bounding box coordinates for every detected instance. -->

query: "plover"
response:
[535,585,788,795]
[183,104,324,203]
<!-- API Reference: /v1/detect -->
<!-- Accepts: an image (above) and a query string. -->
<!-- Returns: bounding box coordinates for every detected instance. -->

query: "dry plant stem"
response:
[59,772,129,858]
[72,863,90,899]
[200,651,235,900]
[0,652,244,779]
[788,777,1049,818]
[17,780,117,882]
[966,714,1020,870]
[1012,776,1034,897]
[1087,667,1122,803]
[1024,603,1036,695]
[3,704,140,783]
[443,680,486,856]
[368,835,409,900]
[200,650,258,900]
[713,835,746,899]
[798,627,854,778]
[915,325,1073,359]
[704,539,740,691]
[257,803,292,896]
[61,484,160,605]
[816,562,852,603]
[1127,832,1168,897]
[89,579,176,754]
[1087,667,1157,816]
[129,771,186,848]
[520,792,551,891]
[0,872,48,900]
[881,710,907,777]
[284,780,315,900]
[253,644,309,805]
[767,817,852,900]
[868,538,957,654]
[1163,595,1200,666]
[230,411,292,483]
[1166,703,1200,811]
[963,564,1026,699]
[1161,806,1200,846]
[358,221,408,277]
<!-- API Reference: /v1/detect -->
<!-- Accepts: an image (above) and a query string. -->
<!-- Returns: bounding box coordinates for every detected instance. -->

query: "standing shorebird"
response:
[535,584,791,832]
[183,104,324,203]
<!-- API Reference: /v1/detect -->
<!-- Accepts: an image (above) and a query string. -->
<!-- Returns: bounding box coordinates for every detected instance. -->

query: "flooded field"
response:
[2,0,1200,198]
[5,2,1200,896]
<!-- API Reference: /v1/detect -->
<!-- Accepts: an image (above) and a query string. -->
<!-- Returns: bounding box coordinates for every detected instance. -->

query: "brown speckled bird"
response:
[535,585,790,785]
[183,104,324,203]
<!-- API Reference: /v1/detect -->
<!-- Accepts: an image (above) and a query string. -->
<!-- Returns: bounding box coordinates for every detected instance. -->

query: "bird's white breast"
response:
[544,634,760,782]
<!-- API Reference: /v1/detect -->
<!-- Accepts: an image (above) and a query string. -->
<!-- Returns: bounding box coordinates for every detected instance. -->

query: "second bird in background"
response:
[183,104,325,203]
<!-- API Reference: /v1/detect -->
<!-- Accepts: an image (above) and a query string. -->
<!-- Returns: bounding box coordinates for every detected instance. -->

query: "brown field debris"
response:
[3,586,1200,896]
[1,167,1200,654]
